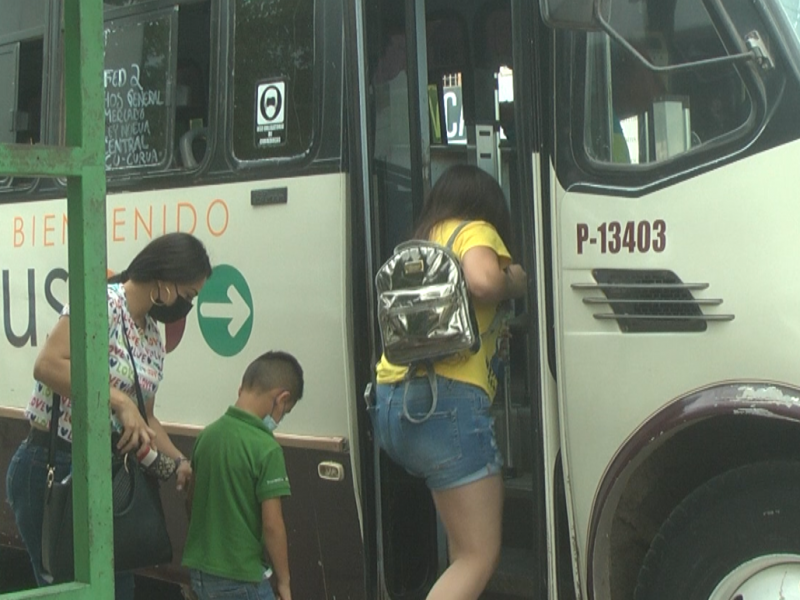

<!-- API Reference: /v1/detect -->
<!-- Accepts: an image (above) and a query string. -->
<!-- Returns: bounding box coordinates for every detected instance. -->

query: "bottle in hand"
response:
[136,445,177,480]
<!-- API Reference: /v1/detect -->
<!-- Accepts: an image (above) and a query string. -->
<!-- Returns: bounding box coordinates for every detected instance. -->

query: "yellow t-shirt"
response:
[375,219,512,399]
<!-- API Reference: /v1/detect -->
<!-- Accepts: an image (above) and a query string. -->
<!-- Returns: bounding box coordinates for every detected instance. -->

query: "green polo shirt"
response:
[182,406,291,582]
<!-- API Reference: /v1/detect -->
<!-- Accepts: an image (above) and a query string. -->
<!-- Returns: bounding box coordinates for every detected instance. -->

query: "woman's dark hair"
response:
[108,232,212,284]
[413,164,512,246]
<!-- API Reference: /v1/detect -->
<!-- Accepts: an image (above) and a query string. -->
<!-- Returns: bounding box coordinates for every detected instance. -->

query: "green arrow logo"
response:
[197,264,253,357]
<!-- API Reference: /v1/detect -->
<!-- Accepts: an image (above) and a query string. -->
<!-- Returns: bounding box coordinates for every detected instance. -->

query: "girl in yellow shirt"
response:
[370,164,527,600]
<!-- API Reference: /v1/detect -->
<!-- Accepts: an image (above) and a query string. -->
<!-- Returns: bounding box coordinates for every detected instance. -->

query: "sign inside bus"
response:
[255,79,286,147]
[576,220,667,255]
[10,199,230,248]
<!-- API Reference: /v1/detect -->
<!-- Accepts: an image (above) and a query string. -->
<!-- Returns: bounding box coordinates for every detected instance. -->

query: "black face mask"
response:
[149,294,194,324]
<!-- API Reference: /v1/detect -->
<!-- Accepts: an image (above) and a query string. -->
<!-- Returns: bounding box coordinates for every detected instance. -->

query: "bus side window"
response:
[584,0,753,166]
[98,1,211,177]
[0,43,21,147]
[230,0,315,162]
[175,58,208,169]
[0,0,46,192]
[174,2,211,169]
[102,9,177,173]
[14,40,43,146]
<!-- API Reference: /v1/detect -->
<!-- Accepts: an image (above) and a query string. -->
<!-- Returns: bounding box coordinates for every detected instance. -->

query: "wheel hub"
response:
[709,554,800,599]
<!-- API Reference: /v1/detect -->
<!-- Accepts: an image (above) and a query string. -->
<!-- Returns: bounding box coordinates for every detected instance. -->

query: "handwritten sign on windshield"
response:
[103,10,175,170]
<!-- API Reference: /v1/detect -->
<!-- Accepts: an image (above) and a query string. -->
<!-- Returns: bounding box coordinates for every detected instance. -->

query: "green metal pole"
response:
[0,0,113,598]
[63,0,114,594]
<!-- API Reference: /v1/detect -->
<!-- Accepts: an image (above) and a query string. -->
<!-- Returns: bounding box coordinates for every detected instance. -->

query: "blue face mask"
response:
[263,396,290,432]
[262,415,279,432]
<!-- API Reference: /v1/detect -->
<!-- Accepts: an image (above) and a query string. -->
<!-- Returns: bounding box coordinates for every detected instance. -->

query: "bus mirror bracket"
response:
[539,0,599,31]
[540,0,768,75]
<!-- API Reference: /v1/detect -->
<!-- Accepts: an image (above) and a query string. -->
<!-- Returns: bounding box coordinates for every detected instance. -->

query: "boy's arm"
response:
[262,497,291,600]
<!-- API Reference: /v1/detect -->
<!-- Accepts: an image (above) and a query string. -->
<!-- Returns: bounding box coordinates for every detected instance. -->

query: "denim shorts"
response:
[369,376,503,490]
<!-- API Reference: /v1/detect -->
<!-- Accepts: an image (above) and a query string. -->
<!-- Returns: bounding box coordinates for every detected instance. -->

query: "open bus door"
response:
[362,1,549,597]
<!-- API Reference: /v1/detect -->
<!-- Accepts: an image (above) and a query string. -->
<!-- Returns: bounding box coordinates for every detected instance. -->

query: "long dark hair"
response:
[413,164,512,246]
[108,232,212,284]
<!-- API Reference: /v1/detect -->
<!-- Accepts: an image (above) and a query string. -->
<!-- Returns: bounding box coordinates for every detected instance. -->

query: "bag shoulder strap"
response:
[119,316,149,424]
[47,393,62,471]
[444,220,470,252]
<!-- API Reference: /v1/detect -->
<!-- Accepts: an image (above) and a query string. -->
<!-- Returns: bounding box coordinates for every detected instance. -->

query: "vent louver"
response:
[571,269,734,333]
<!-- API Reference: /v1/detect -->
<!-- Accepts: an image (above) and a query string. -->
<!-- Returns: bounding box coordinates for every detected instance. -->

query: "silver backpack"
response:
[375,222,480,421]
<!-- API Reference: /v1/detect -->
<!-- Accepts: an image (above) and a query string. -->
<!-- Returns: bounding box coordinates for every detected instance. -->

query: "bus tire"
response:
[633,460,800,600]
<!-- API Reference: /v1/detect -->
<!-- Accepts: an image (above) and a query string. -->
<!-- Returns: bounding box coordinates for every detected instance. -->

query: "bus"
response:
[3,0,800,598]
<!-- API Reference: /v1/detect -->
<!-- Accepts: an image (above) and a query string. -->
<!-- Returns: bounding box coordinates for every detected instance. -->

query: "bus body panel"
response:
[2,173,355,438]
[554,139,800,593]
[0,172,367,595]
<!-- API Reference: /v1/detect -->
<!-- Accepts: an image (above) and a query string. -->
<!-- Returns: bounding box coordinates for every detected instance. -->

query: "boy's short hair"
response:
[241,351,304,401]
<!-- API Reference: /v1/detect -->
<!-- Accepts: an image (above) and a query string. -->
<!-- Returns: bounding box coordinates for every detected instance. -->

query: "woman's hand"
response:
[175,458,192,492]
[144,406,192,491]
[114,396,156,453]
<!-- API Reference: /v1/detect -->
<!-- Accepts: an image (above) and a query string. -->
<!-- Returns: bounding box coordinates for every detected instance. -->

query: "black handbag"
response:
[41,320,173,582]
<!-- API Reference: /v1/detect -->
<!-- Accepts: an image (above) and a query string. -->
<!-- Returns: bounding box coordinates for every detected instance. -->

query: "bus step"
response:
[493,404,533,472]
[483,547,537,598]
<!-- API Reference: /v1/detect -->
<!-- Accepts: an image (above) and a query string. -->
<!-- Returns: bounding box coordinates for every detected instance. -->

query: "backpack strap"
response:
[46,393,63,479]
[399,220,468,425]
[402,362,438,424]
[445,220,470,252]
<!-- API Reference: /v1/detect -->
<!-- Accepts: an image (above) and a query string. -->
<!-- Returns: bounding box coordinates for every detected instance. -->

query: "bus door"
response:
[364,1,547,597]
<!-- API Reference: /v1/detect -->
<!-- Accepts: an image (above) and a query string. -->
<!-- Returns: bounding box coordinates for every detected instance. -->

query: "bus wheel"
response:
[633,460,800,600]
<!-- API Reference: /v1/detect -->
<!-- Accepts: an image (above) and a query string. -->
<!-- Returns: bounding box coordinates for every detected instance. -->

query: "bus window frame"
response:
[223,0,323,171]
[557,5,781,195]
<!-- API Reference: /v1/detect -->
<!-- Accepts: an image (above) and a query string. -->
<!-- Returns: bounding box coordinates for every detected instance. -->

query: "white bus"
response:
[3,0,800,598]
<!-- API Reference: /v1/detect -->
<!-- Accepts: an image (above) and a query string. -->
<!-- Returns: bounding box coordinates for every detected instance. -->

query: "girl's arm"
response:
[461,246,527,303]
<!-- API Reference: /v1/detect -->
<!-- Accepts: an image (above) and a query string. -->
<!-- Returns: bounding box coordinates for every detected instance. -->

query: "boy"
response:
[182,351,304,600]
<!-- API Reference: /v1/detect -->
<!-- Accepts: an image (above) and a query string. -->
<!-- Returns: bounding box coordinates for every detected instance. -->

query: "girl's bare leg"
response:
[426,474,504,600]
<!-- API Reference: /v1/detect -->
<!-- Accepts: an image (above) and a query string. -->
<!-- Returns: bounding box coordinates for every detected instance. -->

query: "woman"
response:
[370,164,527,600]
[6,232,212,599]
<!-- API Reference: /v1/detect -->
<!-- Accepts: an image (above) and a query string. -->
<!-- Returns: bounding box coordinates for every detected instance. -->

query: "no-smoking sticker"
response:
[255,79,286,147]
